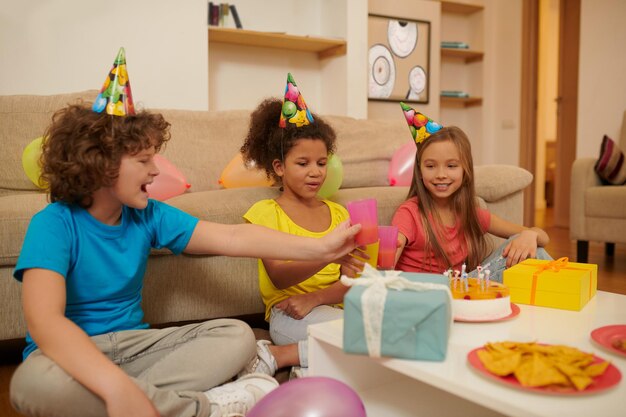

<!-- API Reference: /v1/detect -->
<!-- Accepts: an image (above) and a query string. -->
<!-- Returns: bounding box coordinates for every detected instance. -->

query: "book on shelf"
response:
[208,2,241,28]
[230,4,242,29]
[440,90,470,98]
[441,41,470,49]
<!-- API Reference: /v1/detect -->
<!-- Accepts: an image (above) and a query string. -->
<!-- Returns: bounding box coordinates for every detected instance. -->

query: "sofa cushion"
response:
[0,193,49,266]
[327,115,411,189]
[0,90,98,195]
[594,135,626,185]
[475,165,533,202]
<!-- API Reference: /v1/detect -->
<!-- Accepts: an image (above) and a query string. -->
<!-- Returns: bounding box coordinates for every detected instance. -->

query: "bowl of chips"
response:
[467,341,622,395]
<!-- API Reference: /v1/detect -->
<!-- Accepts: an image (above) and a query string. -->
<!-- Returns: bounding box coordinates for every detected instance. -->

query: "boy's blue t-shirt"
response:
[14,199,199,359]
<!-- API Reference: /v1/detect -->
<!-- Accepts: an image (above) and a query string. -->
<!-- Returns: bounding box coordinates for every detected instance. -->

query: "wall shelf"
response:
[440,1,484,14]
[441,48,484,63]
[440,96,483,107]
[208,27,347,59]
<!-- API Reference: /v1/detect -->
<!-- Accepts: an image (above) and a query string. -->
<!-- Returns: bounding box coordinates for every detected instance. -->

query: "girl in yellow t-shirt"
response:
[240,94,366,376]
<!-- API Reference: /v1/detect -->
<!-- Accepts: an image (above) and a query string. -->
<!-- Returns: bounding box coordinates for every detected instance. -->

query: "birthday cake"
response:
[450,277,512,321]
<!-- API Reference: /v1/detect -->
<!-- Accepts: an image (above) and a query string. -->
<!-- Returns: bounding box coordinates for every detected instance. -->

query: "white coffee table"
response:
[308,291,626,417]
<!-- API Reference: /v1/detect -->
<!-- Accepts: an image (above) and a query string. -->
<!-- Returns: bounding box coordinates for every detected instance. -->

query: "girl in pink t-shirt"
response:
[392,106,551,281]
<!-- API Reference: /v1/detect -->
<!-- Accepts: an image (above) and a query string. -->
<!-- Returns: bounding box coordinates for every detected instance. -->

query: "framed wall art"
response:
[368,14,431,104]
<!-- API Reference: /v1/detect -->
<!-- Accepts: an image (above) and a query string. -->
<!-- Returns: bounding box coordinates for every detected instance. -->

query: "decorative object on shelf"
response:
[441,41,469,49]
[368,14,431,104]
[441,90,470,98]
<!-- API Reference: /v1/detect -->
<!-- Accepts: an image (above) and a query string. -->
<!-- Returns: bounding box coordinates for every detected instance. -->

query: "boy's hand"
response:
[321,220,361,262]
[502,230,538,267]
[105,378,160,417]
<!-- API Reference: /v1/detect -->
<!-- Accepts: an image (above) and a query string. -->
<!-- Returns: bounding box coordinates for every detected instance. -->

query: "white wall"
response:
[0,0,208,110]
[481,0,523,166]
[577,0,626,158]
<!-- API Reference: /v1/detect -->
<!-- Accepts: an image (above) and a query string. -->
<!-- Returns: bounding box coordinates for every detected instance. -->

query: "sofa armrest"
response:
[474,165,533,203]
[569,157,601,239]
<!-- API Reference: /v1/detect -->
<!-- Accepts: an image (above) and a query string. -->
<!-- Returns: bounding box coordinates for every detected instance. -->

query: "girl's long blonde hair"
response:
[406,126,490,271]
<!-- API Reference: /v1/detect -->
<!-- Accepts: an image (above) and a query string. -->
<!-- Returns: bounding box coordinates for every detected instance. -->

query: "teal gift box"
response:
[342,269,452,361]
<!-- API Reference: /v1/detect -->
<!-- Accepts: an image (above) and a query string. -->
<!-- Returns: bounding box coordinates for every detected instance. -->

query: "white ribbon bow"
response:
[341,264,453,358]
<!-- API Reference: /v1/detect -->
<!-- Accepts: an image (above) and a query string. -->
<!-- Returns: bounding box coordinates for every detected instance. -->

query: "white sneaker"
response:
[288,366,309,380]
[205,373,278,417]
[238,340,278,377]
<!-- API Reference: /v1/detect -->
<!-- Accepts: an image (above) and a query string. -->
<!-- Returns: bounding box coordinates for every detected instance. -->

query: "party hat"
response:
[279,73,314,128]
[92,47,135,116]
[399,102,442,144]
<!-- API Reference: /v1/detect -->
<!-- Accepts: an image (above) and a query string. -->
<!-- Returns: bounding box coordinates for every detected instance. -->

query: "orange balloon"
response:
[219,153,273,188]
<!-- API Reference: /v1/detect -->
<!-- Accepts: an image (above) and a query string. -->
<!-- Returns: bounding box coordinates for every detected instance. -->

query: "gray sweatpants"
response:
[269,305,343,367]
[10,319,256,417]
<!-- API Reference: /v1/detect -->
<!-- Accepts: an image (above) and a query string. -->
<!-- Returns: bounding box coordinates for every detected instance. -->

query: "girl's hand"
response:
[275,293,318,320]
[502,230,539,267]
[105,378,160,417]
[336,247,368,277]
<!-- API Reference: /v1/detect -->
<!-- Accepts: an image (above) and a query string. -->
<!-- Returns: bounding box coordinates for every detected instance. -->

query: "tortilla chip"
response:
[478,341,611,391]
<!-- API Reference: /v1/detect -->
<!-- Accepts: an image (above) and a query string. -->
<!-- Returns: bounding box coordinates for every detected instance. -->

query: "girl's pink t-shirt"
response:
[391,197,491,273]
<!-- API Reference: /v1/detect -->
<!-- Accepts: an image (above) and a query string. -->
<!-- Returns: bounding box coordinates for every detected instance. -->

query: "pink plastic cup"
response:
[346,198,379,246]
[377,225,398,270]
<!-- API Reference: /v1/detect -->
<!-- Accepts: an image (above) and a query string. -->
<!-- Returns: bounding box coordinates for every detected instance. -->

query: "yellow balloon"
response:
[219,153,273,188]
[318,154,343,199]
[22,136,46,188]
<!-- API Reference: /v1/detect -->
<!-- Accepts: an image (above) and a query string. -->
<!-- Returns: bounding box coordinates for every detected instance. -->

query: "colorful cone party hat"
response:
[279,73,314,128]
[92,47,135,116]
[400,102,442,144]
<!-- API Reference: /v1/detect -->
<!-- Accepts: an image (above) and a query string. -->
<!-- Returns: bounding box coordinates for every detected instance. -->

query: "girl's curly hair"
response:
[40,103,171,208]
[240,98,336,185]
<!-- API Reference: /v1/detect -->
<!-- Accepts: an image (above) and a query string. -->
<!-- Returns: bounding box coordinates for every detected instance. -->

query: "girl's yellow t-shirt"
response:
[243,199,349,321]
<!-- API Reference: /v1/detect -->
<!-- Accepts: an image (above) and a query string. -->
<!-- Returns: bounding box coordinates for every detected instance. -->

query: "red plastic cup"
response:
[377,225,398,270]
[346,198,379,246]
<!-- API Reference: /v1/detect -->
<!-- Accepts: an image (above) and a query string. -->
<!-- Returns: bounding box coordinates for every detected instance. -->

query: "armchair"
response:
[570,110,626,262]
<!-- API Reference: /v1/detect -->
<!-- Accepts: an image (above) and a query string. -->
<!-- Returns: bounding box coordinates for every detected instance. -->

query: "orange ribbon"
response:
[527,257,591,305]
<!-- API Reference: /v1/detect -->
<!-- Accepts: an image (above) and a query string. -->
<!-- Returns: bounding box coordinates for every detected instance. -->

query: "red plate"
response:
[467,347,621,395]
[591,324,626,358]
[455,303,520,323]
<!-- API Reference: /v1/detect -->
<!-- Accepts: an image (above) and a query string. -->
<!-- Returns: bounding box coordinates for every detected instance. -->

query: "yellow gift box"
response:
[503,257,597,311]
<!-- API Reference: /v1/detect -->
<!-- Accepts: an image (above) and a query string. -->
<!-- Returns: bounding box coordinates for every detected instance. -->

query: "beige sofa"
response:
[570,110,626,262]
[0,90,533,342]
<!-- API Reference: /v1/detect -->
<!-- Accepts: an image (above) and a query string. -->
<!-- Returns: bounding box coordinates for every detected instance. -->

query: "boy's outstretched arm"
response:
[22,269,160,417]
[185,219,361,262]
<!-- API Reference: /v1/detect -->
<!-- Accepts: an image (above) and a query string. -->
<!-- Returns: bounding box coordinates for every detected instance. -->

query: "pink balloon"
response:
[388,141,416,186]
[146,154,191,201]
[247,377,366,417]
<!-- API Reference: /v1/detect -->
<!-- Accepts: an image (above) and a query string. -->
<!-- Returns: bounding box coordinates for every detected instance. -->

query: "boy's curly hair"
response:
[41,103,171,208]
[240,98,337,185]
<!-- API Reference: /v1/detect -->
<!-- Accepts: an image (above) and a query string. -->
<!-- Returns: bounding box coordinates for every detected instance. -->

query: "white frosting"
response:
[452,296,511,321]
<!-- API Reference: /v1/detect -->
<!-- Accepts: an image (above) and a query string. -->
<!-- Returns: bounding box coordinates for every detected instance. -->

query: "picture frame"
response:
[368,13,431,104]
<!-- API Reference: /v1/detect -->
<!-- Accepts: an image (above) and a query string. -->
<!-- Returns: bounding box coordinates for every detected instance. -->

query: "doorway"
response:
[520,0,580,228]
